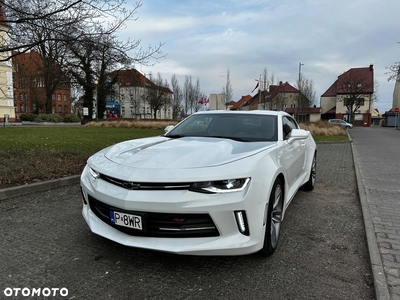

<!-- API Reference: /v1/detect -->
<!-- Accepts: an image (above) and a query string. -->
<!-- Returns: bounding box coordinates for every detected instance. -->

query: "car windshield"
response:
[165,113,278,142]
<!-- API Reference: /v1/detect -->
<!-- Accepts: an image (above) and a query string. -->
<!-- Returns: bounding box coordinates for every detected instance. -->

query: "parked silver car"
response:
[328,119,353,129]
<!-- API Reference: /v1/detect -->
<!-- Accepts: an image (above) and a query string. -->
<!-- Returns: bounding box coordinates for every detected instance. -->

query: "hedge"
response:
[19,113,81,123]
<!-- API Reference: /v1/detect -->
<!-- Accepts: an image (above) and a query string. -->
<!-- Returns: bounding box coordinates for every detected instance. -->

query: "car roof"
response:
[192,110,289,117]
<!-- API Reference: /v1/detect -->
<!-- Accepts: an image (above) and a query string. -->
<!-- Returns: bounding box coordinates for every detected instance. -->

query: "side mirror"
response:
[288,129,308,141]
[164,125,175,133]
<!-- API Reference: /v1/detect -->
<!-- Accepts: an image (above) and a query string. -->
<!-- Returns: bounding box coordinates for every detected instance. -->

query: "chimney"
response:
[369,64,373,71]
[279,81,283,86]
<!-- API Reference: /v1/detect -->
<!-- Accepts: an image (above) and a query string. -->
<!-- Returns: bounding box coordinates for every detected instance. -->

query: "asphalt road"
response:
[0,142,375,300]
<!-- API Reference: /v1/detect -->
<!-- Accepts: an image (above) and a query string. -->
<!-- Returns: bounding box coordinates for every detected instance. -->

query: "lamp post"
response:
[296,62,304,121]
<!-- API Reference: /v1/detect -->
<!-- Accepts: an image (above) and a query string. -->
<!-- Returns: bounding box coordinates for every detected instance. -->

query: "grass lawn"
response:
[0,127,163,188]
[0,123,348,189]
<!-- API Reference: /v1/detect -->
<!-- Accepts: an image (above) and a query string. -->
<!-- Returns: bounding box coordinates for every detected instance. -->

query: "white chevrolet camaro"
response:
[80,110,317,256]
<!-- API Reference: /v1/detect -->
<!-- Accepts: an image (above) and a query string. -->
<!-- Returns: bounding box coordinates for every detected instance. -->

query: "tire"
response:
[259,178,283,257]
[301,153,316,191]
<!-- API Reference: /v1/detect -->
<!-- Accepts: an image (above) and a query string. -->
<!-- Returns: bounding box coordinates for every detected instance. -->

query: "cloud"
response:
[121,0,400,112]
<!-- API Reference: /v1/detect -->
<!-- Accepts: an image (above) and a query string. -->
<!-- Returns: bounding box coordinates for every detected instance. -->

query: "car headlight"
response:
[189,178,250,194]
[89,167,100,179]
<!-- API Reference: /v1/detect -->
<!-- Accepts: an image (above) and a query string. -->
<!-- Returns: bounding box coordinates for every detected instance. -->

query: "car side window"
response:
[282,116,298,140]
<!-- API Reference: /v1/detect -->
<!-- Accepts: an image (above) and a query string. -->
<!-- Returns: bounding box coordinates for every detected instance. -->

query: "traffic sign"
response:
[394,107,399,113]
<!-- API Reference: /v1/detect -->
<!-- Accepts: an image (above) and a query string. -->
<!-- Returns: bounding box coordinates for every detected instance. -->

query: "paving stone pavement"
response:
[1,128,399,299]
[350,127,400,300]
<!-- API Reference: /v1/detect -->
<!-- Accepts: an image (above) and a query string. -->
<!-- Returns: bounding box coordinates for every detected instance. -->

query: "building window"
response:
[58,105,62,113]
[52,94,55,101]
[24,93,27,101]
[63,94,67,102]
[355,98,365,106]
[58,94,61,101]
[355,114,363,125]
[20,104,23,113]
[20,93,23,101]
[64,105,68,113]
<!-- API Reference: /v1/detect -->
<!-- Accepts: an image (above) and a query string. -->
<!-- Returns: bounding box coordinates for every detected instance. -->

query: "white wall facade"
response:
[117,85,173,119]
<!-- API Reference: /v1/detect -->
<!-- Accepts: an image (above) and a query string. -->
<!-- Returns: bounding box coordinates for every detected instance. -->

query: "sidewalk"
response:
[350,127,400,300]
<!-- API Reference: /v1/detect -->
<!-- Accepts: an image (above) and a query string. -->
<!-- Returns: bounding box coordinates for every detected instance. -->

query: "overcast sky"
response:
[122,0,400,113]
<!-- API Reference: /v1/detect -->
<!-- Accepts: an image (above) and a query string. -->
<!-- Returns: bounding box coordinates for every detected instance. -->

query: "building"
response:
[109,69,173,119]
[229,95,252,110]
[393,71,400,110]
[13,51,71,117]
[232,81,320,122]
[0,6,15,122]
[209,93,226,110]
[321,65,375,126]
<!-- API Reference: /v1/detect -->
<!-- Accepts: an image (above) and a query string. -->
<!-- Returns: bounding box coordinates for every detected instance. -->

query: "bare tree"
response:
[143,73,171,119]
[191,78,202,112]
[261,67,275,109]
[4,0,164,117]
[182,76,191,114]
[388,42,400,82]
[269,92,286,111]
[372,79,379,106]
[336,69,374,124]
[0,0,146,61]
[224,68,233,105]
[171,74,183,120]
[297,77,317,107]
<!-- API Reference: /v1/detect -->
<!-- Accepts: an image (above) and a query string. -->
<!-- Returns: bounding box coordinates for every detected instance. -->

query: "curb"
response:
[0,175,80,201]
[350,139,390,300]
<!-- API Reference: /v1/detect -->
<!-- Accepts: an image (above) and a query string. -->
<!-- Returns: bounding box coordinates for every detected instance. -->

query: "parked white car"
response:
[80,110,317,257]
[328,119,353,128]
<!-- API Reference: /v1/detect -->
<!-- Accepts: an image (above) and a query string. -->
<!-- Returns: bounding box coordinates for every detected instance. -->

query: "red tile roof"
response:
[322,65,374,96]
[110,69,172,94]
[230,95,252,110]
[269,81,299,100]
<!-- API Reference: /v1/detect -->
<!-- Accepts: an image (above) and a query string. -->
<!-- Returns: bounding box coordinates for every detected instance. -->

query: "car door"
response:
[280,116,306,185]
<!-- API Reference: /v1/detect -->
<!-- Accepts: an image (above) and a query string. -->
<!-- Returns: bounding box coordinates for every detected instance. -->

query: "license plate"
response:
[110,211,143,230]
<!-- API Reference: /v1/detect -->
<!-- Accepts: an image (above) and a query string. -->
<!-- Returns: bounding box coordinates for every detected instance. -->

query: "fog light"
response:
[234,210,249,236]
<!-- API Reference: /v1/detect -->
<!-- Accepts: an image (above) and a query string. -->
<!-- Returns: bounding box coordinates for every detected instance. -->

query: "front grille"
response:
[100,174,191,190]
[88,195,219,238]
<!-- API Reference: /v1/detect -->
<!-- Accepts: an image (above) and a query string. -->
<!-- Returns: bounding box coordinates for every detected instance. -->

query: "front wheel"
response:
[259,178,283,257]
[301,153,316,191]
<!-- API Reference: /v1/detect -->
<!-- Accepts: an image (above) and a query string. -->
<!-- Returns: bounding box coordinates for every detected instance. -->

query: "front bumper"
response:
[80,167,267,256]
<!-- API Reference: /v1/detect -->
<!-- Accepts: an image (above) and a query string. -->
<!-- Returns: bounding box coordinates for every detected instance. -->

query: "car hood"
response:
[98,136,275,170]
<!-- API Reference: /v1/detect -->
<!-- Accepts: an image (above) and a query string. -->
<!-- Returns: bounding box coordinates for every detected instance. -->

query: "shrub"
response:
[62,114,81,123]
[19,113,36,122]
[84,120,177,129]
[19,113,81,123]
[300,120,347,136]
[33,114,64,123]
